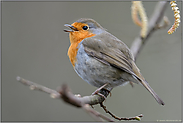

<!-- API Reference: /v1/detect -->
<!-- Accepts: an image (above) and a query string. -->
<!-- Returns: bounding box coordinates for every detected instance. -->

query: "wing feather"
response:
[82,34,137,78]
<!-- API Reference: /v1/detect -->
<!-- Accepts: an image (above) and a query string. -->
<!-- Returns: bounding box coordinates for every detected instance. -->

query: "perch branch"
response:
[17,76,142,121]
[17,76,113,121]
[17,76,107,106]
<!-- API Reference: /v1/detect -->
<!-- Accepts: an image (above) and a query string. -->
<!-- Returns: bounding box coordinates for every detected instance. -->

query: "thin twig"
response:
[83,104,114,122]
[100,103,143,121]
[155,16,170,29]
[130,1,169,61]
[16,76,60,98]
[17,76,107,106]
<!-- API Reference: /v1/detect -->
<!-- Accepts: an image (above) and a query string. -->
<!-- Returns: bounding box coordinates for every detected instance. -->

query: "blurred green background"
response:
[2,1,181,122]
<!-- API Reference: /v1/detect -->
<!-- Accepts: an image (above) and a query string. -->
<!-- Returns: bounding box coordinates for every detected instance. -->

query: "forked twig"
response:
[17,76,114,121]
[100,103,143,121]
[130,1,169,61]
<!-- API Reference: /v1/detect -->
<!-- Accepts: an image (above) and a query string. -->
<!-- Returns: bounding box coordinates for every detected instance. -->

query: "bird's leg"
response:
[129,81,134,88]
[92,83,109,100]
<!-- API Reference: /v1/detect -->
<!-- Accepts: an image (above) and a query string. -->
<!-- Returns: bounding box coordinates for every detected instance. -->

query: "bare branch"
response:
[17,76,113,121]
[16,76,60,98]
[83,104,114,122]
[58,84,109,106]
[130,1,169,61]
[17,76,107,106]
[155,16,170,29]
[100,103,143,121]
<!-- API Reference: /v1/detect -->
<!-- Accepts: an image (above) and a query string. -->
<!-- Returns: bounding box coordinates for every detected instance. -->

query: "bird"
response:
[64,18,164,105]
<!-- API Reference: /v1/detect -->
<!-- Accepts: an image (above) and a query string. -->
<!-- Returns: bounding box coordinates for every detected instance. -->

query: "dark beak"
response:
[64,24,78,32]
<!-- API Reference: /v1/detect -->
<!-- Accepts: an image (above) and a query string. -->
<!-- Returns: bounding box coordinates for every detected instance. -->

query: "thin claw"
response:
[97,93,107,101]
[91,83,109,101]
[92,83,108,95]
[90,105,94,109]
[109,91,112,97]
[129,82,134,88]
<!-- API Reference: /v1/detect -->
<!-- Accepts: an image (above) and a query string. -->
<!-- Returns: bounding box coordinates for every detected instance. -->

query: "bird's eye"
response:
[82,26,89,30]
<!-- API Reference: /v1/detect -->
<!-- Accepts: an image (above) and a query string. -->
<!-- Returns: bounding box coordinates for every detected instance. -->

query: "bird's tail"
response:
[140,80,165,105]
[132,62,164,105]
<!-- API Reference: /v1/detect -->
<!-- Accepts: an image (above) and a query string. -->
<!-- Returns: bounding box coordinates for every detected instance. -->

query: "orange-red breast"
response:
[64,18,164,105]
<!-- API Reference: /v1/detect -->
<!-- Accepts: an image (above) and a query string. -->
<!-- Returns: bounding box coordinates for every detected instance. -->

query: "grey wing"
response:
[82,34,139,79]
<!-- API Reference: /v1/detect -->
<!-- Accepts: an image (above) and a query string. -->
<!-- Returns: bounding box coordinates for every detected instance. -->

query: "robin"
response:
[64,18,164,105]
